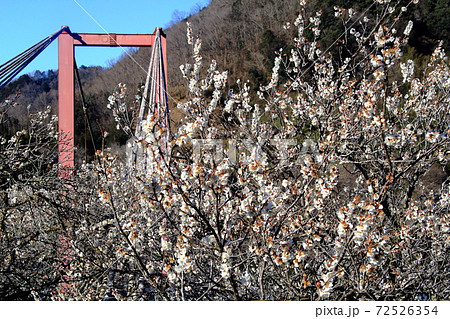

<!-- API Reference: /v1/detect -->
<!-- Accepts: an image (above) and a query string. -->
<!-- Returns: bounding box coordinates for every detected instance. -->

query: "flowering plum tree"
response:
[1,0,448,300]
[0,100,73,299]
[56,0,448,301]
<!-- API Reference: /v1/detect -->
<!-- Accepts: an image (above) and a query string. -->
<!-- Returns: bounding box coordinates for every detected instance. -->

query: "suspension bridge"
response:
[0,26,170,169]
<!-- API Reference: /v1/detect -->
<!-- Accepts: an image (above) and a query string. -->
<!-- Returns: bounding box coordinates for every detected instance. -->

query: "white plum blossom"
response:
[404,20,414,36]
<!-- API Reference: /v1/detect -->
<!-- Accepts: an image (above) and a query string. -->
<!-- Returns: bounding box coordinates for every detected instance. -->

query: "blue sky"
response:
[0,0,208,76]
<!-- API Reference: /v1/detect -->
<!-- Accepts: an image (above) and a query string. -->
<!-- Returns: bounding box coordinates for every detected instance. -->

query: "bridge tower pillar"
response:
[58,26,75,169]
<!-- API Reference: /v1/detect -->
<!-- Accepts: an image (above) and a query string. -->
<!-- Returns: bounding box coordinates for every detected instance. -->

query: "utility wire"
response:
[71,0,179,106]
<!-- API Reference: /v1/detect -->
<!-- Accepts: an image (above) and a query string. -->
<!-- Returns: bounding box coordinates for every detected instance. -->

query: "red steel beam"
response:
[58,27,75,169]
[58,27,166,169]
[73,33,156,47]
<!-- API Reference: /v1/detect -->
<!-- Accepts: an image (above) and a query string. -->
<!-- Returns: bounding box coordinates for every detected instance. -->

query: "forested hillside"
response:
[167,0,449,90]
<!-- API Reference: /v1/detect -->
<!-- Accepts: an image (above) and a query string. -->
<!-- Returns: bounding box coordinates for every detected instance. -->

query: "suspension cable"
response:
[74,58,97,161]
[0,26,69,90]
[130,28,170,165]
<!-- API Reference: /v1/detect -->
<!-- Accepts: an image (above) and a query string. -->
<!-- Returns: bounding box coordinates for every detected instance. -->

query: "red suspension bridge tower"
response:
[57,26,168,168]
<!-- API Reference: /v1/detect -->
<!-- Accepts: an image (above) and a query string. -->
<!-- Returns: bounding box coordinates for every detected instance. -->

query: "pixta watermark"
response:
[191,138,318,164]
